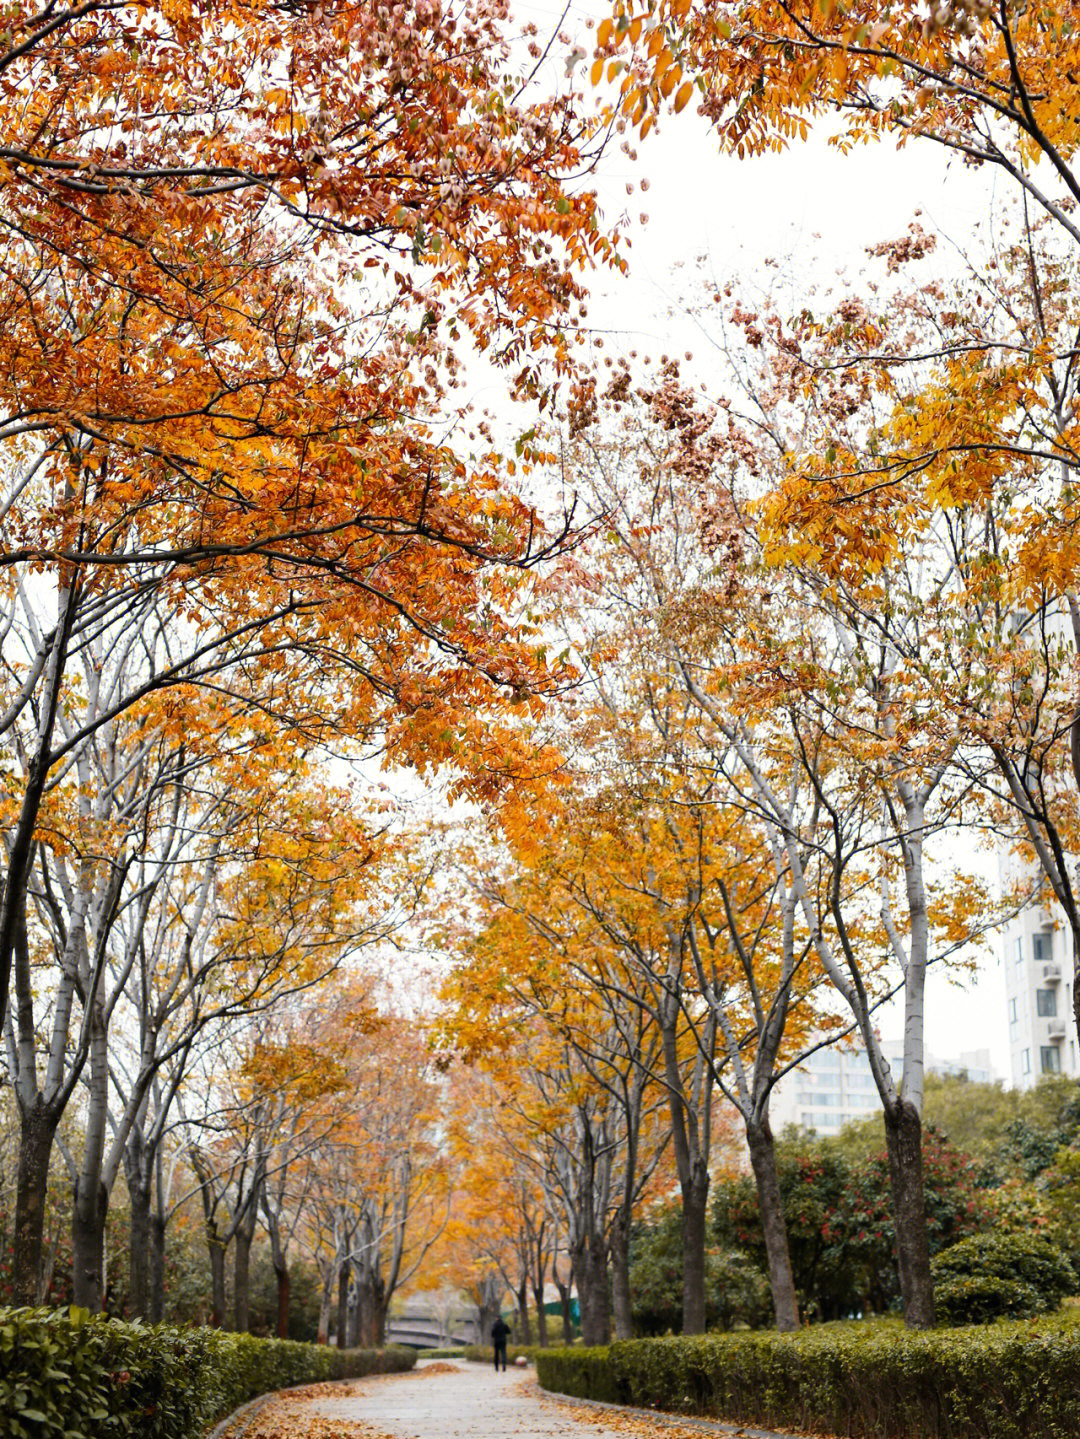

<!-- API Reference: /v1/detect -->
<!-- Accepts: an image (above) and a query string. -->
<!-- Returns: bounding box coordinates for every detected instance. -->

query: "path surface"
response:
[228,1358,735,1439]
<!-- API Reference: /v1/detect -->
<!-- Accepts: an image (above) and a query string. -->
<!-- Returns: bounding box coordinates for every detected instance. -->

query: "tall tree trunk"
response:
[348,1289,363,1347]
[149,1211,166,1323]
[552,1264,574,1342]
[883,1098,935,1328]
[574,1232,610,1346]
[532,1282,549,1346]
[233,1224,254,1333]
[208,1235,227,1328]
[275,1260,291,1339]
[659,994,711,1336]
[609,1208,633,1340]
[515,1279,532,1344]
[680,1158,710,1335]
[71,1176,109,1311]
[477,1305,498,1342]
[128,1177,152,1320]
[357,1272,387,1347]
[12,1100,59,1304]
[317,1274,333,1344]
[336,1261,350,1348]
[746,1118,800,1332]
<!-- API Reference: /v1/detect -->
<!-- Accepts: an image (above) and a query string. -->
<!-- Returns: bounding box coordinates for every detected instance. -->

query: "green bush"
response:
[0,1305,416,1439]
[537,1312,1080,1439]
[534,1346,620,1403]
[932,1233,1077,1324]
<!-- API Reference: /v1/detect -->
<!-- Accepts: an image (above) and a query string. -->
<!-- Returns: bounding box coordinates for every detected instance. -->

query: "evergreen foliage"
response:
[0,1305,415,1439]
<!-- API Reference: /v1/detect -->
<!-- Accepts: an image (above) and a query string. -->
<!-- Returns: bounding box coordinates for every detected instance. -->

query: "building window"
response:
[1071,1042,1077,1070]
[1009,998,1018,1024]
[1033,932,1052,962]
[1036,989,1058,1018]
[1022,1049,1031,1074]
[1041,1046,1061,1074]
[1016,937,1024,965]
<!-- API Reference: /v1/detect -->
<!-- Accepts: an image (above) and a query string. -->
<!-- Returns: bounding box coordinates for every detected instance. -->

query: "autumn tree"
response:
[597,0,1080,1053]
[0,0,627,1057]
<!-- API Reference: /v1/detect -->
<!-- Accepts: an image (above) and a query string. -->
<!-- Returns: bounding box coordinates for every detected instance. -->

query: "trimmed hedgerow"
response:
[463,1342,542,1364]
[932,1233,1078,1325]
[535,1312,1080,1439]
[0,1305,416,1439]
[533,1345,619,1402]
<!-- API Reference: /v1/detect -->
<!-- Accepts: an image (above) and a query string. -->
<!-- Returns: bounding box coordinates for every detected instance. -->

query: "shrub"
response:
[536,1312,1080,1439]
[932,1233,1077,1324]
[535,1346,619,1403]
[0,1304,416,1439]
[628,1204,768,1334]
[713,1126,984,1322]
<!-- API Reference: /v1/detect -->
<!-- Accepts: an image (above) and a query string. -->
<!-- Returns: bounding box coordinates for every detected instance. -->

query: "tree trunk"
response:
[883,1097,935,1328]
[515,1280,532,1344]
[609,1208,633,1340]
[680,1159,710,1335]
[71,1176,109,1311]
[746,1118,800,1332]
[336,1261,350,1349]
[275,1261,290,1339]
[532,1282,549,1346]
[234,1225,253,1333]
[574,1233,610,1346]
[317,1274,333,1344]
[477,1299,500,1346]
[128,1178,152,1320]
[208,1235,227,1328]
[553,1266,574,1342]
[149,1211,166,1323]
[357,1271,387,1347]
[12,1100,59,1304]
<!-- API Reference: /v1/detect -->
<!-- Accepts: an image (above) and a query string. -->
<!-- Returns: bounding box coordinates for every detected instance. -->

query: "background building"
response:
[1001,895,1078,1089]
[770,1040,998,1136]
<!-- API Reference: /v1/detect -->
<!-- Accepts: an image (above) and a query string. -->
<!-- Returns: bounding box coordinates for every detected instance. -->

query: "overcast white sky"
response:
[428,0,1018,1079]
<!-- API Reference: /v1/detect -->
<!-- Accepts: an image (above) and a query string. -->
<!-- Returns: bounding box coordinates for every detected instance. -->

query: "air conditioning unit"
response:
[1047,1018,1067,1039]
[1042,963,1062,983]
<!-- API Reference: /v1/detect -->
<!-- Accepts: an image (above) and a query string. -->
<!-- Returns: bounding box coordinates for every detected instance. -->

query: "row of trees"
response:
[630,1074,1080,1332]
[1,969,449,1345]
[436,196,1080,1334]
[0,0,619,1332]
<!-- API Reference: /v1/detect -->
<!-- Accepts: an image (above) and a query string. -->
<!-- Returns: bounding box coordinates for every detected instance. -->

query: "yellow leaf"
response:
[674,79,695,112]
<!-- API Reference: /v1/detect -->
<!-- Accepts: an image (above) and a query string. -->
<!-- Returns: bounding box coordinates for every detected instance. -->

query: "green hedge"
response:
[533,1345,619,1402]
[536,1313,1080,1439]
[0,1305,416,1439]
[463,1342,543,1364]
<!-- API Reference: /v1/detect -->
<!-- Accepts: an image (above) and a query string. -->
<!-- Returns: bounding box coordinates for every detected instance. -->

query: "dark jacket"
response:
[491,1318,511,1346]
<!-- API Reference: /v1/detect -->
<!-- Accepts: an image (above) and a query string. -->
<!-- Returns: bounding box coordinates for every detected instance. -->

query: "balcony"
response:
[1042,962,1062,984]
[1047,1018,1068,1040]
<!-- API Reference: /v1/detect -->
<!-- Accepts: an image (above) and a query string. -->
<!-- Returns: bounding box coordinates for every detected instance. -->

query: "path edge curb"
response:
[540,1383,809,1439]
[208,1375,367,1439]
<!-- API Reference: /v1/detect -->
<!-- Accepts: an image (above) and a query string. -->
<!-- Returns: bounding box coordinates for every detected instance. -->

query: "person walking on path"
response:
[491,1316,511,1373]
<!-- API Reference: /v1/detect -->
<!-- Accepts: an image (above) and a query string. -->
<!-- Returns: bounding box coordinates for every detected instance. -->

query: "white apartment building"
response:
[1002,901,1078,1088]
[770,1040,998,1136]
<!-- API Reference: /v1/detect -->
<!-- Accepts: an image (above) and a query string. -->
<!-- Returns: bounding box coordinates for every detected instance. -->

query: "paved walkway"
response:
[229,1358,743,1439]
